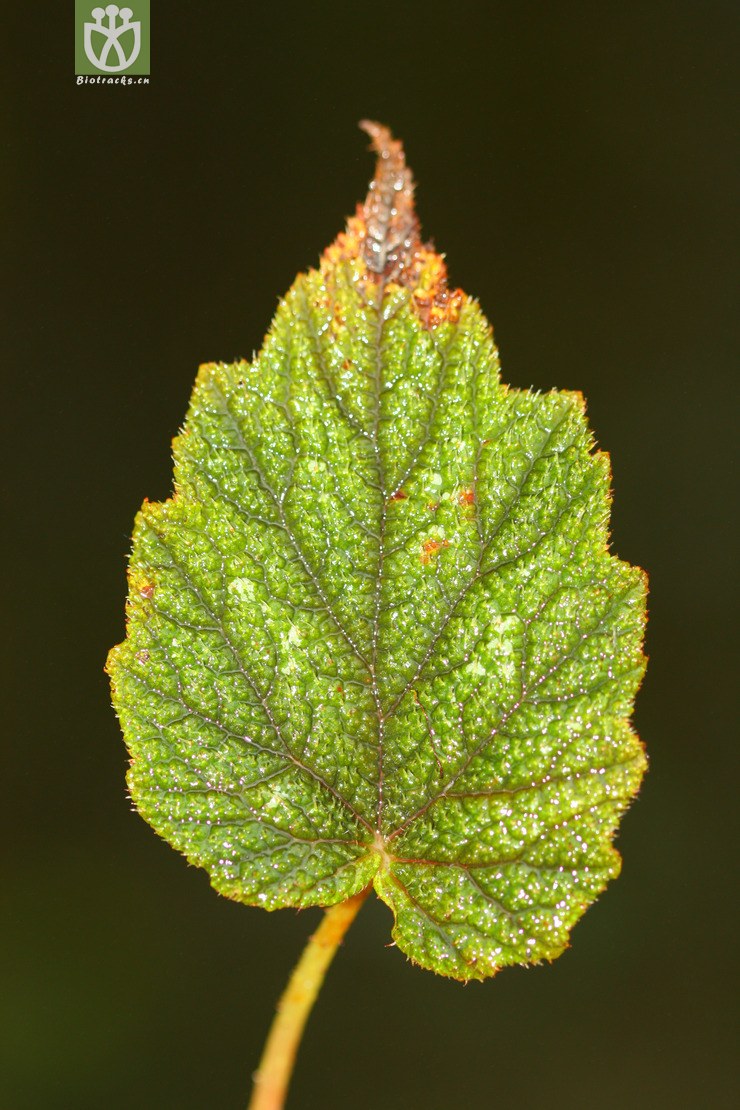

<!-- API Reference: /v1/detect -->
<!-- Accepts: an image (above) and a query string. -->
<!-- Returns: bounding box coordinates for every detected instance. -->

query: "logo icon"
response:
[75,1,149,77]
[84,5,140,72]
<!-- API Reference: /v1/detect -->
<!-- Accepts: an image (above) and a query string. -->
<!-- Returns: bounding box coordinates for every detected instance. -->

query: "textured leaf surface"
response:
[108,123,646,980]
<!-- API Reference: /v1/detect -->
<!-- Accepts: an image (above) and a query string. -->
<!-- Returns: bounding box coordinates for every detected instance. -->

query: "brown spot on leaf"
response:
[389,489,408,501]
[457,487,475,507]
[135,649,150,663]
[139,583,154,599]
[421,538,450,565]
[411,252,465,329]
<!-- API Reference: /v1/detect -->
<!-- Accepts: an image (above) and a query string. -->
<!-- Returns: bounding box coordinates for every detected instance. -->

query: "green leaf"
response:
[108,122,646,981]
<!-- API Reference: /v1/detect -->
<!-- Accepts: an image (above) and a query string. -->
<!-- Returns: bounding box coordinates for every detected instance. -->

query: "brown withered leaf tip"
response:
[358,120,420,279]
[331,120,464,330]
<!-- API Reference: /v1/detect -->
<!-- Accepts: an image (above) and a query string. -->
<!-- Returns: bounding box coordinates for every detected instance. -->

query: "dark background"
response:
[3,2,737,1107]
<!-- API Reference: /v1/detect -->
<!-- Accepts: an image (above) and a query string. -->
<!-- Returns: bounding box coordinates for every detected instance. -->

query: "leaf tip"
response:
[356,119,420,279]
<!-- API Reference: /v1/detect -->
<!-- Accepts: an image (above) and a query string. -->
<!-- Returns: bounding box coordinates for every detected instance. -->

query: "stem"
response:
[249,886,371,1110]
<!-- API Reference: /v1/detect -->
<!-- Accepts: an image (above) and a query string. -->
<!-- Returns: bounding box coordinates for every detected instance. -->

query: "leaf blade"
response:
[108,122,646,976]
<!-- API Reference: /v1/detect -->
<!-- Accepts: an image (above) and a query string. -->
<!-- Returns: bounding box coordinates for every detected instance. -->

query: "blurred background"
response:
[2,2,737,1107]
